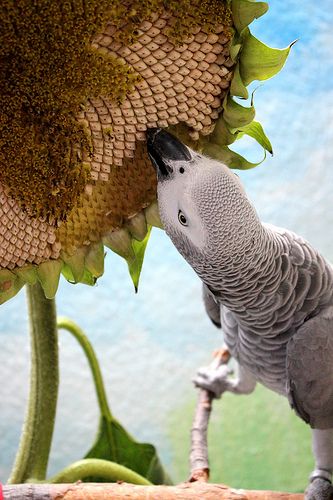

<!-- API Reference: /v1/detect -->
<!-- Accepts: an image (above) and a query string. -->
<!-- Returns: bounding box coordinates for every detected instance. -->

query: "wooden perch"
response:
[2,482,304,499]
[189,347,231,482]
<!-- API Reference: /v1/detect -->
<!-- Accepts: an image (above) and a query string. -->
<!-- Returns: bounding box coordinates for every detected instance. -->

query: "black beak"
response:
[146,128,191,178]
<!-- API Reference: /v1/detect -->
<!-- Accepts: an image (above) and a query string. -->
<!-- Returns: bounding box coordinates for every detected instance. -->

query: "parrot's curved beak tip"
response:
[146,128,191,179]
[146,127,162,146]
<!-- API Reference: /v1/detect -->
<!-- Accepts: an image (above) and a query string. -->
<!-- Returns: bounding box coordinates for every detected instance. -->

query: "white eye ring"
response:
[178,210,187,226]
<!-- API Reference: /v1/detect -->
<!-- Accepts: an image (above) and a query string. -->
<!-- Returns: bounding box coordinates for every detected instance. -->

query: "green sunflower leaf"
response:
[230,63,249,99]
[203,143,266,170]
[85,243,105,278]
[0,269,24,305]
[61,248,86,283]
[36,260,63,299]
[14,265,38,285]
[240,33,292,85]
[85,417,171,485]
[223,96,255,129]
[127,226,152,293]
[57,318,171,485]
[103,228,135,260]
[232,0,268,33]
[79,268,97,286]
[210,116,239,146]
[237,121,273,154]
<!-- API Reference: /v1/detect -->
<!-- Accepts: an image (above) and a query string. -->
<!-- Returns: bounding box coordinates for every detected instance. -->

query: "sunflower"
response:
[0,0,291,303]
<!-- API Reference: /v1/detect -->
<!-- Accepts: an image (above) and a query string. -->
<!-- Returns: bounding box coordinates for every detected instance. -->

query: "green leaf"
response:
[58,318,171,486]
[240,33,292,86]
[61,267,96,286]
[61,249,86,283]
[85,243,105,278]
[103,228,135,260]
[61,263,76,284]
[203,143,266,170]
[210,116,239,146]
[237,121,273,154]
[14,265,38,285]
[36,260,63,299]
[79,268,97,286]
[0,269,24,305]
[144,202,163,229]
[127,226,152,292]
[85,417,171,485]
[223,96,255,129]
[229,63,249,99]
[126,212,148,241]
[232,0,268,33]
[230,42,242,62]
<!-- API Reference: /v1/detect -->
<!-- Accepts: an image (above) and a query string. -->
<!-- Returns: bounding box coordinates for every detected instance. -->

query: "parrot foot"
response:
[193,364,234,398]
[305,478,333,500]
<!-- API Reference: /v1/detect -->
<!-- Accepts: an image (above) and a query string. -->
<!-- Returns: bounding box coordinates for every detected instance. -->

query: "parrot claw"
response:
[305,478,333,500]
[193,364,234,398]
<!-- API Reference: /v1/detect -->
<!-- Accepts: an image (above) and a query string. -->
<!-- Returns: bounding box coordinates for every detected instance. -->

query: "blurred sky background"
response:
[0,0,332,489]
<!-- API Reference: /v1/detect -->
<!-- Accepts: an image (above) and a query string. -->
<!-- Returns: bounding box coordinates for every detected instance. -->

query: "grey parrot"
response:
[147,128,333,499]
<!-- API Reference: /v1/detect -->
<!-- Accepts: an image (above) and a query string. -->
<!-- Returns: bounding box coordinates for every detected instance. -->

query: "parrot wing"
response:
[202,283,221,328]
[286,306,333,429]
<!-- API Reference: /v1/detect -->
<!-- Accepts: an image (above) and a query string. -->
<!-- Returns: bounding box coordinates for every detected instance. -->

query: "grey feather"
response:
[202,283,221,328]
[287,306,333,429]
[155,146,333,426]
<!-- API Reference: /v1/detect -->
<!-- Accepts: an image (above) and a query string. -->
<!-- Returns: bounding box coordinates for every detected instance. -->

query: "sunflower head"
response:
[0,0,291,304]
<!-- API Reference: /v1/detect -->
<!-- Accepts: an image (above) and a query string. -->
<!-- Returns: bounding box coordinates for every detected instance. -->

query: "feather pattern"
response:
[155,145,333,427]
[209,225,333,398]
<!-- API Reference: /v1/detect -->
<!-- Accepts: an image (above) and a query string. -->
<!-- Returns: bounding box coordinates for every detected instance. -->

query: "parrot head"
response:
[147,128,263,277]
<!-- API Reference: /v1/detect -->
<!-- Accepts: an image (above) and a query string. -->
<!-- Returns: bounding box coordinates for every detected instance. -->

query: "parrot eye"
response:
[178,210,188,226]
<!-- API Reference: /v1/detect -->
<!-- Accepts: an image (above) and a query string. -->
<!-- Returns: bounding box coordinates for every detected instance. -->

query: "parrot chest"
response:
[220,305,293,396]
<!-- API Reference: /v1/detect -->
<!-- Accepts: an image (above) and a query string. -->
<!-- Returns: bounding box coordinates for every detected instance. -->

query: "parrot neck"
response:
[198,223,287,335]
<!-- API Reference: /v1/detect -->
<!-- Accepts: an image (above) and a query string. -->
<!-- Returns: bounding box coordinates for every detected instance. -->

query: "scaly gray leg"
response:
[306,428,333,500]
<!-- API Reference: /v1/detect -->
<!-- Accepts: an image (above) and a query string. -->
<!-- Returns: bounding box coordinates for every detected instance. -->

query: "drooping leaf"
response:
[58,318,171,486]
[237,121,273,154]
[223,96,255,129]
[229,63,249,99]
[36,260,63,299]
[230,42,242,62]
[85,416,172,485]
[14,265,38,285]
[79,268,97,286]
[240,33,292,86]
[61,248,86,283]
[232,0,268,33]
[103,228,135,260]
[61,263,76,284]
[203,143,266,170]
[127,226,152,292]
[126,212,148,241]
[210,116,239,147]
[0,269,24,305]
[85,243,105,278]
[144,202,164,229]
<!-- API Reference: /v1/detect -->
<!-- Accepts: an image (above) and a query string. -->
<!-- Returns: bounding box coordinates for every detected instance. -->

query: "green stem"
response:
[57,318,118,462]
[8,282,59,483]
[57,317,112,420]
[48,459,152,485]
